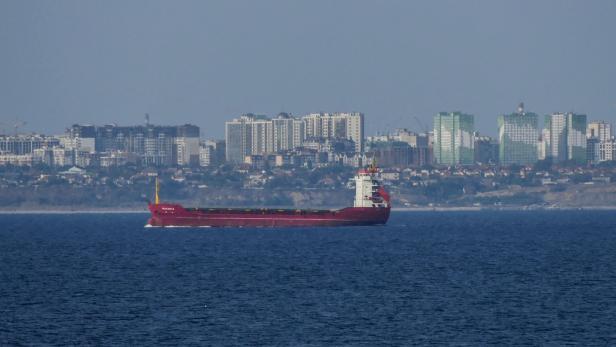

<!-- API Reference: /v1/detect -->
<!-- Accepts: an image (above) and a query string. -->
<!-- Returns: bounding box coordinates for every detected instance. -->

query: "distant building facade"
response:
[587,137,601,164]
[303,112,364,152]
[366,141,410,167]
[67,123,200,166]
[566,113,587,164]
[199,140,226,167]
[433,112,474,165]
[545,113,567,162]
[473,133,499,164]
[498,104,539,166]
[599,140,616,162]
[587,121,612,142]
[543,112,587,164]
[225,115,257,163]
[585,120,612,164]
[0,135,60,155]
[538,130,548,161]
[225,112,363,163]
[366,129,432,167]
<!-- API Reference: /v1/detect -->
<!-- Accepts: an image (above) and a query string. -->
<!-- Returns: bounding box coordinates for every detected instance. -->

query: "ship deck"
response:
[184,207,337,215]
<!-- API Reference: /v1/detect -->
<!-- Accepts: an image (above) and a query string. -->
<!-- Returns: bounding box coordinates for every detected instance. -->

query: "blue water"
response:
[1,211,616,345]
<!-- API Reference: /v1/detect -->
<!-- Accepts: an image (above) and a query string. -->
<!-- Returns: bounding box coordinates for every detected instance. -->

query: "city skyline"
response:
[5,107,615,168]
[1,1,616,138]
[0,104,606,140]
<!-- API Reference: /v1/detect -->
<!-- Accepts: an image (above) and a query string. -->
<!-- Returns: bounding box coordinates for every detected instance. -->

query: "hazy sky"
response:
[1,0,615,138]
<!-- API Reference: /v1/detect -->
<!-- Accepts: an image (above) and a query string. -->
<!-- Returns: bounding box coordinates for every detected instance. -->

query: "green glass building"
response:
[498,111,539,166]
[566,113,587,164]
[433,112,474,165]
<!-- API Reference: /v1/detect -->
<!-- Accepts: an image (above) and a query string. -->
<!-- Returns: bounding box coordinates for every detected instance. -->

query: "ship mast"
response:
[370,156,377,173]
[155,177,160,205]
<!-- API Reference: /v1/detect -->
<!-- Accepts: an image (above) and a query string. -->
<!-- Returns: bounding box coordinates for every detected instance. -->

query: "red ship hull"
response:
[147,203,390,228]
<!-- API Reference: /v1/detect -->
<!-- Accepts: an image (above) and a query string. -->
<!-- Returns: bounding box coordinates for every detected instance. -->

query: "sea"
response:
[1,211,615,345]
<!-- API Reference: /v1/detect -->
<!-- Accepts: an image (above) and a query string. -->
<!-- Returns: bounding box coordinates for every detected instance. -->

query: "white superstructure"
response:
[353,167,389,208]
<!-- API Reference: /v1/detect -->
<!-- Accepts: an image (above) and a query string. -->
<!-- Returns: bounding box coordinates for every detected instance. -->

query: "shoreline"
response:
[393,206,616,211]
[2,206,616,213]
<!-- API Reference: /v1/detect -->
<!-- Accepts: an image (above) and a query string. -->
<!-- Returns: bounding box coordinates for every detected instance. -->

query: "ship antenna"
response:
[155,177,160,205]
[370,156,377,173]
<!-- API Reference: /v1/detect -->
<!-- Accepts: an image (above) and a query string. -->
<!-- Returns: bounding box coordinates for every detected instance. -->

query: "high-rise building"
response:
[0,135,60,155]
[226,112,362,163]
[473,133,499,164]
[566,113,587,164]
[586,120,612,164]
[542,112,587,164]
[344,113,364,153]
[498,103,539,166]
[225,115,256,163]
[538,132,547,161]
[433,112,474,165]
[199,139,226,167]
[368,141,413,168]
[599,140,616,161]
[250,118,273,155]
[292,119,305,149]
[587,137,601,164]
[545,113,567,162]
[394,129,431,166]
[587,121,612,142]
[381,129,431,148]
[366,129,431,167]
[303,113,324,139]
[226,113,299,163]
[538,125,552,162]
[142,129,174,166]
[66,124,96,153]
[302,112,364,152]
[175,125,201,166]
[67,123,199,166]
[272,113,294,152]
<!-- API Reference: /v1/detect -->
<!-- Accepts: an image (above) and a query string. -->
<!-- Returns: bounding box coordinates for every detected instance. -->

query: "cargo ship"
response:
[146,165,390,227]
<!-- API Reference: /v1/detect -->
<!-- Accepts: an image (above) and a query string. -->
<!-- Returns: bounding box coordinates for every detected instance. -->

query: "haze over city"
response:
[5,2,616,345]
[1,0,616,138]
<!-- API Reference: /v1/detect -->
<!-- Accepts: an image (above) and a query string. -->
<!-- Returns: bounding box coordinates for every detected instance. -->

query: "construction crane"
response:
[13,120,27,135]
[414,116,429,133]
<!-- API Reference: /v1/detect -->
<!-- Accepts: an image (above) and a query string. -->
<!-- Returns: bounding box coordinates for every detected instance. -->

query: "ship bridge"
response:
[353,166,390,208]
